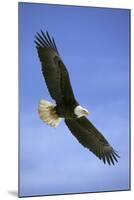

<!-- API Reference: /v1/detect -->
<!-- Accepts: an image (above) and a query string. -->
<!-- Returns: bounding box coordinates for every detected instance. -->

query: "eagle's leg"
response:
[38,100,62,128]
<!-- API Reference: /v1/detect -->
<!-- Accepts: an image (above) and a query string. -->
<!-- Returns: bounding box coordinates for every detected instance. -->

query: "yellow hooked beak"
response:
[83,110,89,116]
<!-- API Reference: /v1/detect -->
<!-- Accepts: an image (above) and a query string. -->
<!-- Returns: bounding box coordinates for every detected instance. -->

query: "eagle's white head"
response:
[74,105,89,118]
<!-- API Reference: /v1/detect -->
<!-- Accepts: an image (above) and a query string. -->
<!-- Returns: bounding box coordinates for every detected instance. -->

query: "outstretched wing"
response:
[65,117,119,165]
[35,31,77,105]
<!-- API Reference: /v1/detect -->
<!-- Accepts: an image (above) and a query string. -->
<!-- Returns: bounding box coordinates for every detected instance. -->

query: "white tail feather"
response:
[38,100,62,128]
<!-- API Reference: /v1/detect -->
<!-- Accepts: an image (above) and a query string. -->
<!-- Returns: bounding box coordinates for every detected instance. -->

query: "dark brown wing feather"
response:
[65,117,119,165]
[35,31,76,105]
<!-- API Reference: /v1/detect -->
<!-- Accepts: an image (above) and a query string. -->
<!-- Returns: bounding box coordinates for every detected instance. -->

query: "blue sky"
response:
[19,3,130,197]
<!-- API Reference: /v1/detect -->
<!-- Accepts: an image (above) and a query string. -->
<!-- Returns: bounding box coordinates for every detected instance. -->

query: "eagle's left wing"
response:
[65,117,119,165]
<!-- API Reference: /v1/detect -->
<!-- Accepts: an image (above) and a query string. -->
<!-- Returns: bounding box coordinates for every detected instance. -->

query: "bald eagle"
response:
[35,30,119,165]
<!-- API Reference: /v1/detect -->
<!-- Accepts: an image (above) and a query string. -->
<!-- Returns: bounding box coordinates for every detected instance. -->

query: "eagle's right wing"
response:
[35,31,76,105]
[65,117,119,165]
[35,31,62,104]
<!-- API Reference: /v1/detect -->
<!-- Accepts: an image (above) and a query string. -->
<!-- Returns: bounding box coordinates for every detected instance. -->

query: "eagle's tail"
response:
[38,100,62,128]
